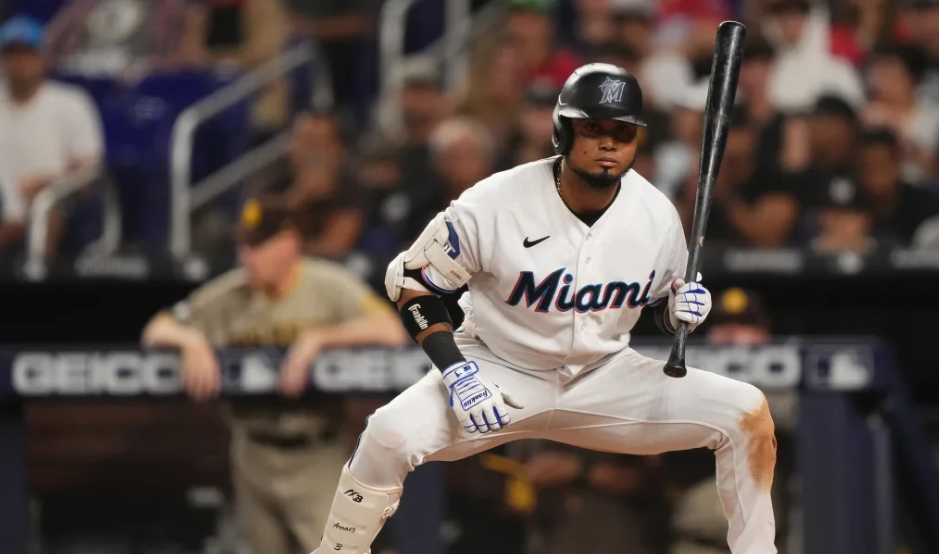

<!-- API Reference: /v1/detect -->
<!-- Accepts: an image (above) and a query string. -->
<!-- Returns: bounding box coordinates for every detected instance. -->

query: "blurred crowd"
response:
[2,0,939,267]
[345,0,939,271]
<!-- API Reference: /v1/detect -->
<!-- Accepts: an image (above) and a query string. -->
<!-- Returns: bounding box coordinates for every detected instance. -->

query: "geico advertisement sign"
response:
[8,344,872,395]
[13,352,181,395]
[9,349,433,396]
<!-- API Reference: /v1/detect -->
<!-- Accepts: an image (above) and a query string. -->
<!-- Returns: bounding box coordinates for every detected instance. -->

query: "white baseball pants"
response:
[320,343,777,554]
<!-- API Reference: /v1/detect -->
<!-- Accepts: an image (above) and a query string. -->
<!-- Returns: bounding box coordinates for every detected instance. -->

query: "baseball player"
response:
[313,64,777,554]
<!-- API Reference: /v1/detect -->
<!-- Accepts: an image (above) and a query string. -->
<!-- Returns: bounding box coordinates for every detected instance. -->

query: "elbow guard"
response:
[384,213,472,301]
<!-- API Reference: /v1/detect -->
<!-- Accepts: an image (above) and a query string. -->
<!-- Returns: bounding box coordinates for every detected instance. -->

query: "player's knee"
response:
[735,384,777,492]
[357,406,417,467]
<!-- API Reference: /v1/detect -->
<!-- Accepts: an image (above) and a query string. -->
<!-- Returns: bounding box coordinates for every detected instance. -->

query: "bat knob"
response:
[663,360,687,378]
[664,341,688,378]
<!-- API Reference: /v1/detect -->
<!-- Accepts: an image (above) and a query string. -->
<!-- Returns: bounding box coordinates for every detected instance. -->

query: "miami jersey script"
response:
[419,157,689,377]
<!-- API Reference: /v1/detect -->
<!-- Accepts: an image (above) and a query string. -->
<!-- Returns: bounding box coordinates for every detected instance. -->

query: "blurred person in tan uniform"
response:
[141,196,407,554]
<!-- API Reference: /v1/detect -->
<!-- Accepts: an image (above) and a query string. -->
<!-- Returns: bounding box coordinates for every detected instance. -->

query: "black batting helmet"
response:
[552,63,646,155]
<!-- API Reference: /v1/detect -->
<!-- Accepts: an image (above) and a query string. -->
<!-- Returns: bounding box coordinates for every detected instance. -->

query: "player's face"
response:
[567,118,639,188]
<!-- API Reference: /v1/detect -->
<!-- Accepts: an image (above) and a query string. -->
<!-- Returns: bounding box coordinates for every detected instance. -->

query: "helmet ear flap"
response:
[552,106,573,155]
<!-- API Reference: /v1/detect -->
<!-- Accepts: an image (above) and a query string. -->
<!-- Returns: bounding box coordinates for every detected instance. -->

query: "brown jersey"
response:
[170,257,391,439]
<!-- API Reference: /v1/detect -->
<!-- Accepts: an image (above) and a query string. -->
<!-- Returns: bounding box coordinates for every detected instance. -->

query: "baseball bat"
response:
[663,21,746,378]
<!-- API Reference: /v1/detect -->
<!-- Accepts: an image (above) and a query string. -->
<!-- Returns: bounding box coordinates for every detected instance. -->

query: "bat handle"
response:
[663,322,690,378]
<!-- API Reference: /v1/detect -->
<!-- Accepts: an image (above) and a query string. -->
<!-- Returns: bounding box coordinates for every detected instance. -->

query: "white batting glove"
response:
[441,361,524,434]
[668,273,712,331]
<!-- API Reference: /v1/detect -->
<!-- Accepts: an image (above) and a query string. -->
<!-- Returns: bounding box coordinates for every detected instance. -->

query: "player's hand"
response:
[440,361,524,434]
[180,336,221,401]
[668,273,712,331]
[526,451,583,487]
[280,329,324,398]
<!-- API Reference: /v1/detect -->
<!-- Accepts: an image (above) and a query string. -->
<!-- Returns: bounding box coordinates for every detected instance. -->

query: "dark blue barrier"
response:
[0,339,935,554]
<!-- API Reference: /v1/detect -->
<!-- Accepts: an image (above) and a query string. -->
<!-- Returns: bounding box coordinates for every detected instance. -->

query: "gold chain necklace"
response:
[554,157,563,200]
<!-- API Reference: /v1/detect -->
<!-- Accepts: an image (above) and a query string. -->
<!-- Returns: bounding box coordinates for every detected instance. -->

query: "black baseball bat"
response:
[663,21,746,378]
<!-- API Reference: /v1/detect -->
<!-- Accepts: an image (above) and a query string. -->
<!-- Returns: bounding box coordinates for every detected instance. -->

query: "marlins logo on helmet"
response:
[599,77,626,104]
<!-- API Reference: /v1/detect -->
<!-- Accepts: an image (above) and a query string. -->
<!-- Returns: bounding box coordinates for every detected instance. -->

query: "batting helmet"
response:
[552,63,646,155]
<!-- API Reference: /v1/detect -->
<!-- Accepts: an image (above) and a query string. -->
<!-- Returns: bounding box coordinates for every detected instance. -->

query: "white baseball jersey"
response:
[419,156,689,378]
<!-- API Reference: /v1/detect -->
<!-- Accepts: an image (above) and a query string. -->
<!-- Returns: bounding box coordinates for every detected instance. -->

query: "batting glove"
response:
[441,361,524,434]
[668,273,712,331]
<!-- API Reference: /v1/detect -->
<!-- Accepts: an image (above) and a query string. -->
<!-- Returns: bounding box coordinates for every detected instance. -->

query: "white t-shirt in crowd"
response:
[0,81,104,222]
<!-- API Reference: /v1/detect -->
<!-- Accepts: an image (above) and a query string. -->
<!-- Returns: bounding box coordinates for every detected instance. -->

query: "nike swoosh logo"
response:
[523,236,550,248]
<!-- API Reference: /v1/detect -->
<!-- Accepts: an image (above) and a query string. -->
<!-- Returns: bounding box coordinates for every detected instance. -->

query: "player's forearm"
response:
[315,312,409,349]
[141,312,207,349]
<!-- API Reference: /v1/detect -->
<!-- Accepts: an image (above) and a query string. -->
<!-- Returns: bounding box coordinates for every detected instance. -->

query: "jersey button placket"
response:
[576,238,594,335]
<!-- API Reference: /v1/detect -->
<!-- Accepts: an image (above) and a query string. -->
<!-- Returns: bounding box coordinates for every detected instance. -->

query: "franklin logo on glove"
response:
[441,361,524,433]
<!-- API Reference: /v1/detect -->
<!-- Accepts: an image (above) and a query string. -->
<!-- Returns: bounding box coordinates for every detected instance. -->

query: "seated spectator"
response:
[405,117,495,241]
[677,109,798,247]
[458,36,526,152]
[501,80,558,169]
[179,0,289,134]
[354,136,409,287]
[862,42,939,182]
[654,80,708,199]
[833,0,896,63]
[782,95,859,209]
[899,0,939,103]
[856,128,939,244]
[429,117,496,202]
[804,175,875,252]
[762,0,865,112]
[639,0,727,109]
[284,112,363,260]
[739,35,788,174]
[503,0,583,90]
[564,0,621,57]
[611,0,654,59]
[395,63,451,235]
[0,16,104,256]
[587,40,642,75]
